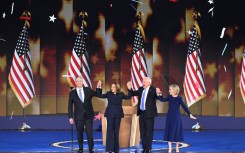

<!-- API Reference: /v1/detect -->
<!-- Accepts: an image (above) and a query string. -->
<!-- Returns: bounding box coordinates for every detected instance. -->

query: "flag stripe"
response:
[67,23,92,88]
[8,25,35,108]
[189,51,206,92]
[131,25,148,104]
[240,49,245,104]
[187,54,202,96]
[12,56,33,99]
[184,24,206,107]
[9,72,27,104]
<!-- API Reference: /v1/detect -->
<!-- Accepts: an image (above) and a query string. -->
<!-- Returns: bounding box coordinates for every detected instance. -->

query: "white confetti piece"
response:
[0,38,6,41]
[131,0,143,4]
[221,43,227,56]
[208,7,214,17]
[130,4,137,11]
[11,3,14,14]
[220,27,226,38]
[207,0,214,4]
[2,12,6,18]
[49,14,57,23]
[228,90,232,100]
[224,65,226,72]
[62,74,73,78]
[10,111,14,120]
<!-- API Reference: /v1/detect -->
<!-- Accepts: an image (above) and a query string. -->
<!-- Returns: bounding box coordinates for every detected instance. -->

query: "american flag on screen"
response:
[8,25,35,108]
[239,48,245,104]
[67,21,92,88]
[130,23,148,105]
[183,23,206,107]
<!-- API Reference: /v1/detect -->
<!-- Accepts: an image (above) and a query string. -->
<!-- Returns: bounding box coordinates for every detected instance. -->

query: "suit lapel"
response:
[83,87,87,103]
[74,89,79,99]
[145,86,152,101]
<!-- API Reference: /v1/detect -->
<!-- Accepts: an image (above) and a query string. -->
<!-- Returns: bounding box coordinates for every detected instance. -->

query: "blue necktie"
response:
[79,89,83,102]
[141,89,146,110]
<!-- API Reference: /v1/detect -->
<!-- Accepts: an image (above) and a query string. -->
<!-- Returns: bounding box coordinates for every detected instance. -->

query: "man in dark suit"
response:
[130,77,159,153]
[68,76,102,153]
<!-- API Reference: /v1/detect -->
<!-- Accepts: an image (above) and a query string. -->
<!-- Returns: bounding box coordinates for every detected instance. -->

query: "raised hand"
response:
[97,80,102,88]
[69,118,74,124]
[127,81,132,89]
[156,87,161,94]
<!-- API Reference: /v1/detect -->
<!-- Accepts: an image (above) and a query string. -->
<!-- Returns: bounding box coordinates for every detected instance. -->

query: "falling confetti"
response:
[110,3,112,7]
[220,27,226,38]
[94,112,102,121]
[207,0,214,4]
[228,89,232,99]
[2,12,6,18]
[11,2,14,14]
[131,0,143,4]
[10,111,14,120]
[130,4,137,11]
[208,7,214,17]
[0,38,6,41]
[49,14,57,23]
[221,43,227,56]
[224,65,226,72]
[62,74,73,78]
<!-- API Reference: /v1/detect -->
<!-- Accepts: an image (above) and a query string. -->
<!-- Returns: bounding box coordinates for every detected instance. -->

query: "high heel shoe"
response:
[168,148,172,153]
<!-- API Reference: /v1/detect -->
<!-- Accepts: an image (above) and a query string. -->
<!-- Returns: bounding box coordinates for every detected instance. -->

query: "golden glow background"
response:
[0,0,245,117]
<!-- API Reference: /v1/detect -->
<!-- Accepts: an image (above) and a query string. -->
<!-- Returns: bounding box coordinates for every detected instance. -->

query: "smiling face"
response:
[142,77,151,89]
[75,77,83,88]
[111,84,116,93]
[169,87,175,96]
[169,84,180,96]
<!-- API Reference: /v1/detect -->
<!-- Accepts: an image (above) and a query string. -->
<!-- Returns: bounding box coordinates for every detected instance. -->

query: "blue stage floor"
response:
[0,130,245,152]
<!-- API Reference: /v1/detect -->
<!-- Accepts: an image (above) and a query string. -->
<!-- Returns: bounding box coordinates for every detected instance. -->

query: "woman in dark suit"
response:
[97,82,132,153]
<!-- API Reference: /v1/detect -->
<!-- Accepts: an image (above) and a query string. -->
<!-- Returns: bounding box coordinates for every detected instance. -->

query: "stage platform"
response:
[0,130,245,152]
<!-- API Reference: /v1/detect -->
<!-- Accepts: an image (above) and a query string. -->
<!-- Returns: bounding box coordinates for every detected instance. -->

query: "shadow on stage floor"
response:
[0,130,245,152]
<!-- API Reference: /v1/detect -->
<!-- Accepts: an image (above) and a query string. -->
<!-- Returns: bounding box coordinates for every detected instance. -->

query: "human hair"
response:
[169,84,180,95]
[144,77,152,84]
[75,76,83,81]
[112,83,121,94]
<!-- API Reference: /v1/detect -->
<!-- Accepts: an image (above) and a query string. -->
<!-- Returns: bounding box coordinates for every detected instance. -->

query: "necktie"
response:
[141,89,146,110]
[79,89,83,102]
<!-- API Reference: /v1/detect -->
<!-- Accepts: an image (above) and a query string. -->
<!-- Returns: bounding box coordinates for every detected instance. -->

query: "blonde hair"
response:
[169,84,180,95]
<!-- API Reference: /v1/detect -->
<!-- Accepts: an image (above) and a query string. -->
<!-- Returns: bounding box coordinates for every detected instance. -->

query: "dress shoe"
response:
[145,150,151,153]
[142,149,145,153]
[89,149,94,153]
[77,149,83,153]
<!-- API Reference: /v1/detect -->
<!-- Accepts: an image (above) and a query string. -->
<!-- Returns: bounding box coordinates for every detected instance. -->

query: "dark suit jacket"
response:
[96,89,132,118]
[132,86,158,118]
[68,87,97,120]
